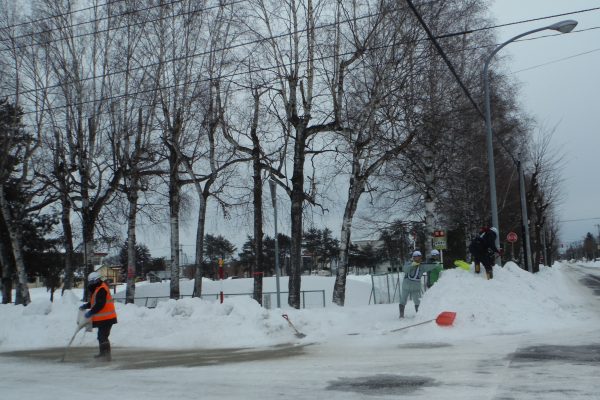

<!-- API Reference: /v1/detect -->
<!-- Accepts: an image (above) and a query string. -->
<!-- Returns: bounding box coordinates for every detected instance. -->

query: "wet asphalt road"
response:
[579,270,600,295]
[0,343,309,370]
[1,264,599,399]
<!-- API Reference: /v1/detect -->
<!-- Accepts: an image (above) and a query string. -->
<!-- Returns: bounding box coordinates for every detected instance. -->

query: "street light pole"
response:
[483,19,577,254]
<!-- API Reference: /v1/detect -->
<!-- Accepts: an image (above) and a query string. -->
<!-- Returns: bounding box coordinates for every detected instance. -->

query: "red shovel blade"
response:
[435,311,456,326]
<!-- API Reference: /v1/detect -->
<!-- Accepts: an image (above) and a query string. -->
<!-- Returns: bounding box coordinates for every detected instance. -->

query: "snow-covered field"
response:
[1,261,599,399]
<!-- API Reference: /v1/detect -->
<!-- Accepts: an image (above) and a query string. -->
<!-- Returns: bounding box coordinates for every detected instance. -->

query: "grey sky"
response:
[140,1,600,258]
[489,0,600,247]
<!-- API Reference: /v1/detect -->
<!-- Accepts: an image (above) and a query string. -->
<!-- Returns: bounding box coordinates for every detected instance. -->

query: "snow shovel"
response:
[282,314,306,338]
[60,310,92,362]
[453,260,471,271]
[390,311,456,333]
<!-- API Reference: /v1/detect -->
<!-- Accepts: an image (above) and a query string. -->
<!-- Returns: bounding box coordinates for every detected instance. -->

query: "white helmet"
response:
[412,250,422,257]
[430,249,440,256]
[88,271,102,284]
[490,227,498,235]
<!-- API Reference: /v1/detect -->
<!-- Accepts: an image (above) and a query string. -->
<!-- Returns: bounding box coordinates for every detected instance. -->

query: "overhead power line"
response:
[560,217,600,223]
[405,0,484,119]
[2,0,127,31]
[2,2,597,124]
[436,6,600,39]
[0,0,243,51]
[513,46,600,74]
[1,0,598,52]
[7,22,599,126]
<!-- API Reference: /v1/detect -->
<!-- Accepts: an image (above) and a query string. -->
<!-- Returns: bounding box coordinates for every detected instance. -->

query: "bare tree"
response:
[331,1,425,306]
[526,127,565,270]
[249,0,355,308]
[30,0,126,299]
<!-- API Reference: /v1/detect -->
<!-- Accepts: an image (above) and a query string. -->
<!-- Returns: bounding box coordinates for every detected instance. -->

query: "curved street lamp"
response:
[483,19,578,266]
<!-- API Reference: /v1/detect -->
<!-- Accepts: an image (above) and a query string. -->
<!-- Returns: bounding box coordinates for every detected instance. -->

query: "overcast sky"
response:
[139,1,600,258]
[489,0,600,247]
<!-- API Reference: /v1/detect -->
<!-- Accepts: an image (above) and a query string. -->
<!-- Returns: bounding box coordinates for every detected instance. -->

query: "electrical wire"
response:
[1,0,127,31]
[512,46,600,74]
[2,2,597,96]
[8,23,598,128]
[405,0,484,118]
[436,6,600,39]
[2,3,598,125]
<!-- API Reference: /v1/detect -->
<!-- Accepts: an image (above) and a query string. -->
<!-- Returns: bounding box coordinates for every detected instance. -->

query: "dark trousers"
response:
[481,255,494,272]
[97,324,113,344]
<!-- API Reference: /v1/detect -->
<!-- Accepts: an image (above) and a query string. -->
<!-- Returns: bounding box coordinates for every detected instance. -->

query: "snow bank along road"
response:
[0,264,599,400]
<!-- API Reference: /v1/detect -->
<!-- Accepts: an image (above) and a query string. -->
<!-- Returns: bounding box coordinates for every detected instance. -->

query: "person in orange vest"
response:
[80,271,118,361]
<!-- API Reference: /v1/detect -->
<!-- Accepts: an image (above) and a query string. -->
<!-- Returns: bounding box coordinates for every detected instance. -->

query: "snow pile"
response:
[0,262,597,351]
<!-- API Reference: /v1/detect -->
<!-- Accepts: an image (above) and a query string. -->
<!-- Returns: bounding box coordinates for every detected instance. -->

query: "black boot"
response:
[415,304,419,313]
[94,341,111,362]
[399,304,405,319]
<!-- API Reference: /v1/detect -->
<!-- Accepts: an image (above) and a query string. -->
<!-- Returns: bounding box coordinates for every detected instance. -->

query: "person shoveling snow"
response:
[78,272,118,361]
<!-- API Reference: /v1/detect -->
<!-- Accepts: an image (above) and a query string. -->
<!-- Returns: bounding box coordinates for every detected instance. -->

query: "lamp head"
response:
[548,19,578,33]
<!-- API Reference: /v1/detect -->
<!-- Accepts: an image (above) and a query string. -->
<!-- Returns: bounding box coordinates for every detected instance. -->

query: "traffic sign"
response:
[506,232,518,243]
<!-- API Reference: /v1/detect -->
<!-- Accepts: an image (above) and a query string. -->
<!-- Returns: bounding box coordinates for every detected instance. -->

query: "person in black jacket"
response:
[480,227,502,279]
[80,272,118,361]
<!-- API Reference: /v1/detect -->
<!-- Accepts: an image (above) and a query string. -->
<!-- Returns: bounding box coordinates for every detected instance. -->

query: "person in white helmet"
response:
[79,271,118,361]
[425,249,443,288]
[398,250,442,318]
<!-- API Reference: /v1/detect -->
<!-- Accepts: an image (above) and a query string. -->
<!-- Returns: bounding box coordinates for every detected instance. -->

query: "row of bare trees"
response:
[0,0,564,307]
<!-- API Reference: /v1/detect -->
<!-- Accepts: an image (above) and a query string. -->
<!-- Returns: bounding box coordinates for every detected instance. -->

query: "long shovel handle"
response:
[389,319,435,332]
[282,314,306,338]
[60,321,88,362]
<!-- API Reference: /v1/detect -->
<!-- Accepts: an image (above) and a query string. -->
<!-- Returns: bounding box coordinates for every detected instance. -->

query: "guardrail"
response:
[114,289,326,309]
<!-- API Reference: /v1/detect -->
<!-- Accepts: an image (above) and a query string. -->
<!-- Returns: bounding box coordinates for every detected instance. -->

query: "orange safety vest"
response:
[90,282,117,323]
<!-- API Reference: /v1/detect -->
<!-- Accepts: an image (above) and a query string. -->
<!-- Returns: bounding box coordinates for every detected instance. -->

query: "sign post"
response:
[218,258,224,303]
[432,230,447,264]
[506,232,518,261]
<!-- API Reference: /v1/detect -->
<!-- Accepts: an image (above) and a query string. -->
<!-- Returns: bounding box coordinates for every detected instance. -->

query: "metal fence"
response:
[113,289,326,309]
[369,272,428,305]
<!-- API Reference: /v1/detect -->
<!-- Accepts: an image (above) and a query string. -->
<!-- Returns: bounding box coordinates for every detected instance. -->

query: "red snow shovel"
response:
[390,311,456,333]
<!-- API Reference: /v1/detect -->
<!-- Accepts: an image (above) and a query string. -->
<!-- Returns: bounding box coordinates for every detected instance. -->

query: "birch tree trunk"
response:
[251,125,264,305]
[125,184,139,303]
[169,166,181,300]
[194,193,208,297]
[0,186,30,305]
[333,177,364,306]
[59,197,75,293]
[289,130,307,309]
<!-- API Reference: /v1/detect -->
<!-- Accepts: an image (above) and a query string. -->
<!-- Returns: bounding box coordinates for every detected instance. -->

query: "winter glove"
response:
[84,310,93,319]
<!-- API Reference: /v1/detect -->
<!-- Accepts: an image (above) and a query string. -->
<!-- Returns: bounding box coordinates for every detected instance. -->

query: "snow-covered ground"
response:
[1,261,599,399]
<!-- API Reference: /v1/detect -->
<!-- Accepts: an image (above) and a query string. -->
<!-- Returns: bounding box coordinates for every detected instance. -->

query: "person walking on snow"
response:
[398,250,441,318]
[468,226,489,274]
[80,272,118,361]
[480,227,502,280]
